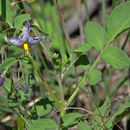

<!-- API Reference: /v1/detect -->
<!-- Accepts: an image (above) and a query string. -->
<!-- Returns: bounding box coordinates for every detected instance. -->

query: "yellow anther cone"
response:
[23,42,29,52]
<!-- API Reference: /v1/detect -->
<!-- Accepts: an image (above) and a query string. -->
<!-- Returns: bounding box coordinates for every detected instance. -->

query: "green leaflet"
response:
[0,57,18,70]
[85,22,107,51]
[107,2,130,42]
[102,46,130,70]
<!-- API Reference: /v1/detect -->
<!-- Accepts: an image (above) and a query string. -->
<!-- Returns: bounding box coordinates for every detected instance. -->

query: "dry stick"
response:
[54,0,72,48]
[98,115,123,130]
[96,99,111,129]
[11,0,31,6]
[9,71,16,96]
[76,0,85,44]
[49,107,93,118]
[86,86,107,130]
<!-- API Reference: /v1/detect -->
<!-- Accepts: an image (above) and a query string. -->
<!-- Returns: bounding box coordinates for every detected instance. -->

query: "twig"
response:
[76,0,85,43]
[121,30,130,50]
[86,86,107,130]
[83,0,90,21]
[49,107,93,118]
[11,0,31,6]
[54,0,72,48]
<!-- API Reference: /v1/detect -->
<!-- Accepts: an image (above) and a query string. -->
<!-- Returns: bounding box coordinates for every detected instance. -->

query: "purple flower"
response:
[22,87,29,94]
[16,85,21,90]
[5,19,44,52]
[0,70,5,87]
[0,77,4,86]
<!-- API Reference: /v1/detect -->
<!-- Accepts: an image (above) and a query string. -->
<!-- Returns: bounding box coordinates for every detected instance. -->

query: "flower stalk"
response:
[25,52,62,109]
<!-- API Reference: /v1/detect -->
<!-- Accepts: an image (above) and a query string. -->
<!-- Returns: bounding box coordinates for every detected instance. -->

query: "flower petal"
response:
[29,36,42,46]
[28,34,34,42]
[26,19,31,32]
[21,27,30,42]
[0,76,4,86]
[5,36,23,46]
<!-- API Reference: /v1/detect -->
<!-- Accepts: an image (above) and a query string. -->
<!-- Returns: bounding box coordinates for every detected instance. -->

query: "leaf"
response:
[77,64,90,71]
[87,69,101,85]
[112,0,120,8]
[31,25,52,58]
[77,121,92,130]
[17,115,24,130]
[0,0,13,27]
[0,94,11,112]
[102,46,130,69]
[8,46,23,57]
[107,2,130,42]
[74,54,89,67]
[62,113,83,127]
[0,57,18,70]
[8,99,20,108]
[111,102,130,121]
[85,22,107,51]
[34,98,54,116]
[3,78,11,94]
[14,14,30,29]
[94,97,112,129]
[72,43,92,53]
[28,119,58,130]
[0,94,8,107]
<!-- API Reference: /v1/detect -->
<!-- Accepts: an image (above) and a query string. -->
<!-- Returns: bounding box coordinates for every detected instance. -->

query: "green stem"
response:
[62,53,82,80]
[58,78,65,106]
[66,75,87,107]
[15,108,30,127]
[89,50,104,71]
[25,52,62,109]
[121,30,130,50]
[102,0,106,26]
[66,41,111,107]
[83,0,90,21]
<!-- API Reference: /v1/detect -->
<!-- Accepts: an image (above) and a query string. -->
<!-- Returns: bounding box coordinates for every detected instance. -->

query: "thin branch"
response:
[54,0,72,48]
[11,0,31,6]
[76,0,85,43]
[49,107,93,118]
[86,85,107,130]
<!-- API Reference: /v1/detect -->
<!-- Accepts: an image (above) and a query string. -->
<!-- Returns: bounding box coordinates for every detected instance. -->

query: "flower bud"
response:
[0,70,5,87]
[22,87,29,94]
[0,76,4,86]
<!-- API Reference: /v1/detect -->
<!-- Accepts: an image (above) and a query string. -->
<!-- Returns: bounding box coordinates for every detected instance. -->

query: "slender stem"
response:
[24,105,32,124]
[49,107,92,118]
[15,108,30,127]
[58,78,65,106]
[25,52,62,109]
[62,53,82,80]
[77,0,85,44]
[86,86,107,130]
[83,0,90,21]
[89,50,104,71]
[66,75,87,107]
[58,77,66,118]
[66,40,111,107]
[121,30,130,50]
[102,0,106,26]
[54,0,72,48]
[67,86,80,107]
